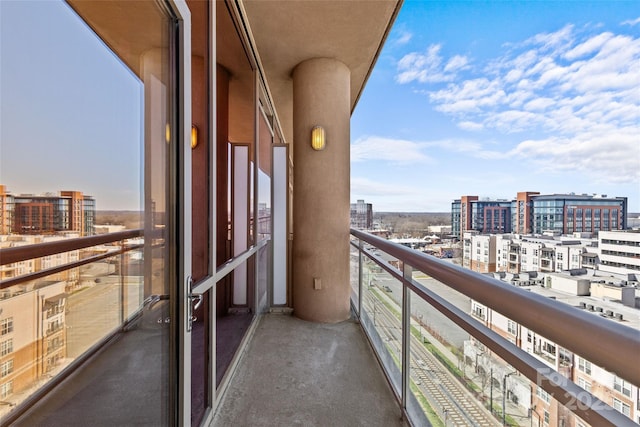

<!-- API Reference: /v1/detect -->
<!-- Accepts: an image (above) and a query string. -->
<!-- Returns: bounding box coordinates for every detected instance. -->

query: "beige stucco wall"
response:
[291,58,351,323]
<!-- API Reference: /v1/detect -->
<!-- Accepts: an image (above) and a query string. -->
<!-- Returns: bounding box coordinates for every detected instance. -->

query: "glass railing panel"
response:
[407,284,527,426]
[359,251,403,397]
[349,241,359,307]
[256,243,269,312]
[352,229,638,427]
[0,247,142,417]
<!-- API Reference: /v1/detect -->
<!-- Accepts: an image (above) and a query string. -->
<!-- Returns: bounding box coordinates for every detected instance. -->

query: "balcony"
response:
[0,228,638,427]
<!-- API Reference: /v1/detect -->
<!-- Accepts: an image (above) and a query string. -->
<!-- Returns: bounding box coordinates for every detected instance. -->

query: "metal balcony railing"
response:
[0,229,147,421]
[350,229,638,427]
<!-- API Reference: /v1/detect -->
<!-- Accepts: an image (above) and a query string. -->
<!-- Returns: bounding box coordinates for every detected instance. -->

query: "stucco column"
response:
[292,58,351,323]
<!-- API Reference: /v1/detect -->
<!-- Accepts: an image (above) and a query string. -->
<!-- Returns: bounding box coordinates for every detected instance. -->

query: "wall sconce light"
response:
[311,125,325,151]
[191,125,198,149]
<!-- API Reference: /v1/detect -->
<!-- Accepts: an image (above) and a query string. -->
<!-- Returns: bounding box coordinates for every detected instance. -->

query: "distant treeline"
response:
[374,212,450,237]
[96,211,142,230]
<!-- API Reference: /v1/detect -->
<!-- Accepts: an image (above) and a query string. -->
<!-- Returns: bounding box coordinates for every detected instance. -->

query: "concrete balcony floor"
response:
[212,313,405,427]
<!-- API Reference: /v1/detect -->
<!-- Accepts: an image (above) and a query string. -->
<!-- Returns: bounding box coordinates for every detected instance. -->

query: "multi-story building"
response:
[463,232,496,272]
[467,272,639,426]
[0,281,67,403]
[0,186,14,235]
[350,199,373,229]
[598,231,640,275]
[0,235,80,290]
[0,188,95,236]
[494,234,597,274]
[452,192,628,239]
[530,194,627,235]
[513,191,539,234]
[452,196,511,240]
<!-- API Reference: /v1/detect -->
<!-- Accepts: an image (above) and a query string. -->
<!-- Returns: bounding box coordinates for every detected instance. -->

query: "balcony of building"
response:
[1,228,639,427]
[3,1,639,426]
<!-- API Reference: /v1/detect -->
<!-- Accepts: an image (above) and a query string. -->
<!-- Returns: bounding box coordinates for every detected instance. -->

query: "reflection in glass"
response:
[0,0,175,423]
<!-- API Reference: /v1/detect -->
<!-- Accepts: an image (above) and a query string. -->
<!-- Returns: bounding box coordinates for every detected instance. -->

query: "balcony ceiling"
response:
[240,0,402,141]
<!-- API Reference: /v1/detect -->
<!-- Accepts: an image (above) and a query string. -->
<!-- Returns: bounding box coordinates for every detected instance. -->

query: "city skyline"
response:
[351,1,640,212]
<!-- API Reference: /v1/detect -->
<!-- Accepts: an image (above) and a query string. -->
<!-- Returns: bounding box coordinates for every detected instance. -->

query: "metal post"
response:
[502,374,507,426]
[490,368,493,415]
[503,371,517,426]
[358,238,363,318]
[401,262,412,414]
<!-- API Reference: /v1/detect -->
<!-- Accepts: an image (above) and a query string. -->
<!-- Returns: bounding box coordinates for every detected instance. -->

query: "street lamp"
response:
[503,371,518,426]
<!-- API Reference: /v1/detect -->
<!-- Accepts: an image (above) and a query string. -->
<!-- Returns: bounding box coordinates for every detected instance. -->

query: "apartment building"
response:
[0,187,96,236]
[463,232,496,272]
[0,186,14,235]
[452,196,511,240]
[0,281,67,403]
[350,199,373,230]
[598,231,640,275]
[494,234,597,274]
[452,192,628,239]
[467,273,639,426]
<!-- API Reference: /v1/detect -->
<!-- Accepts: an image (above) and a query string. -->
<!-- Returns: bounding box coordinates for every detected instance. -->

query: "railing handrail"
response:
[351,228,640,387]
[0,229,144,266]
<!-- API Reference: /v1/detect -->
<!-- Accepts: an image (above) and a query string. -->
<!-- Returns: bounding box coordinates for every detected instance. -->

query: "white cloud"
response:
[621,17,640,26]
[395,30,413,45]
[444,55,469,72]
[396,44,468,84]
[525,24,574,52]
[457,121,484,131]
[564,32,614,60]
[392,24,640,186]
[351,136,432,163]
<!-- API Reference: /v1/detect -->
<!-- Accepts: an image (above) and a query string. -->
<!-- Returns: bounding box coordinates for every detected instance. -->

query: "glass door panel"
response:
[0,0,179,425]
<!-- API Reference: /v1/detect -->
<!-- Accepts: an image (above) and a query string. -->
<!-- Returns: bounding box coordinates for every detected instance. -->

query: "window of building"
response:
[0,318,13,336]
[0,360,13,378]
[544,409,550,425]
[578,357,592,375]
[537,387,551,404]
[521,248,527,255]
[557,253,563,260]
[0,381,12,398]
[613,376,632,398]
[0,339,12,356]
[472,303,486,320]
[507,320,517,335]
[578,377,592,393]
[613,398,630,416]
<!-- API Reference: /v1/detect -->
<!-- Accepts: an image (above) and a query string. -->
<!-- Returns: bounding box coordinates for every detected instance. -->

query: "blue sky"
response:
[1,1,142,211]
[351,0,640,212]
[1,1,638,213]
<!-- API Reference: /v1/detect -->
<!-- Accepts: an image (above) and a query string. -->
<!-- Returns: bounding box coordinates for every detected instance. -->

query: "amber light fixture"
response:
[311,125,326,151]
[191,125,198,149]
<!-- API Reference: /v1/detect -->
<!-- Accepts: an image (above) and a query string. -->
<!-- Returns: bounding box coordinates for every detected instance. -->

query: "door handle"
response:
[187,276,201,332]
